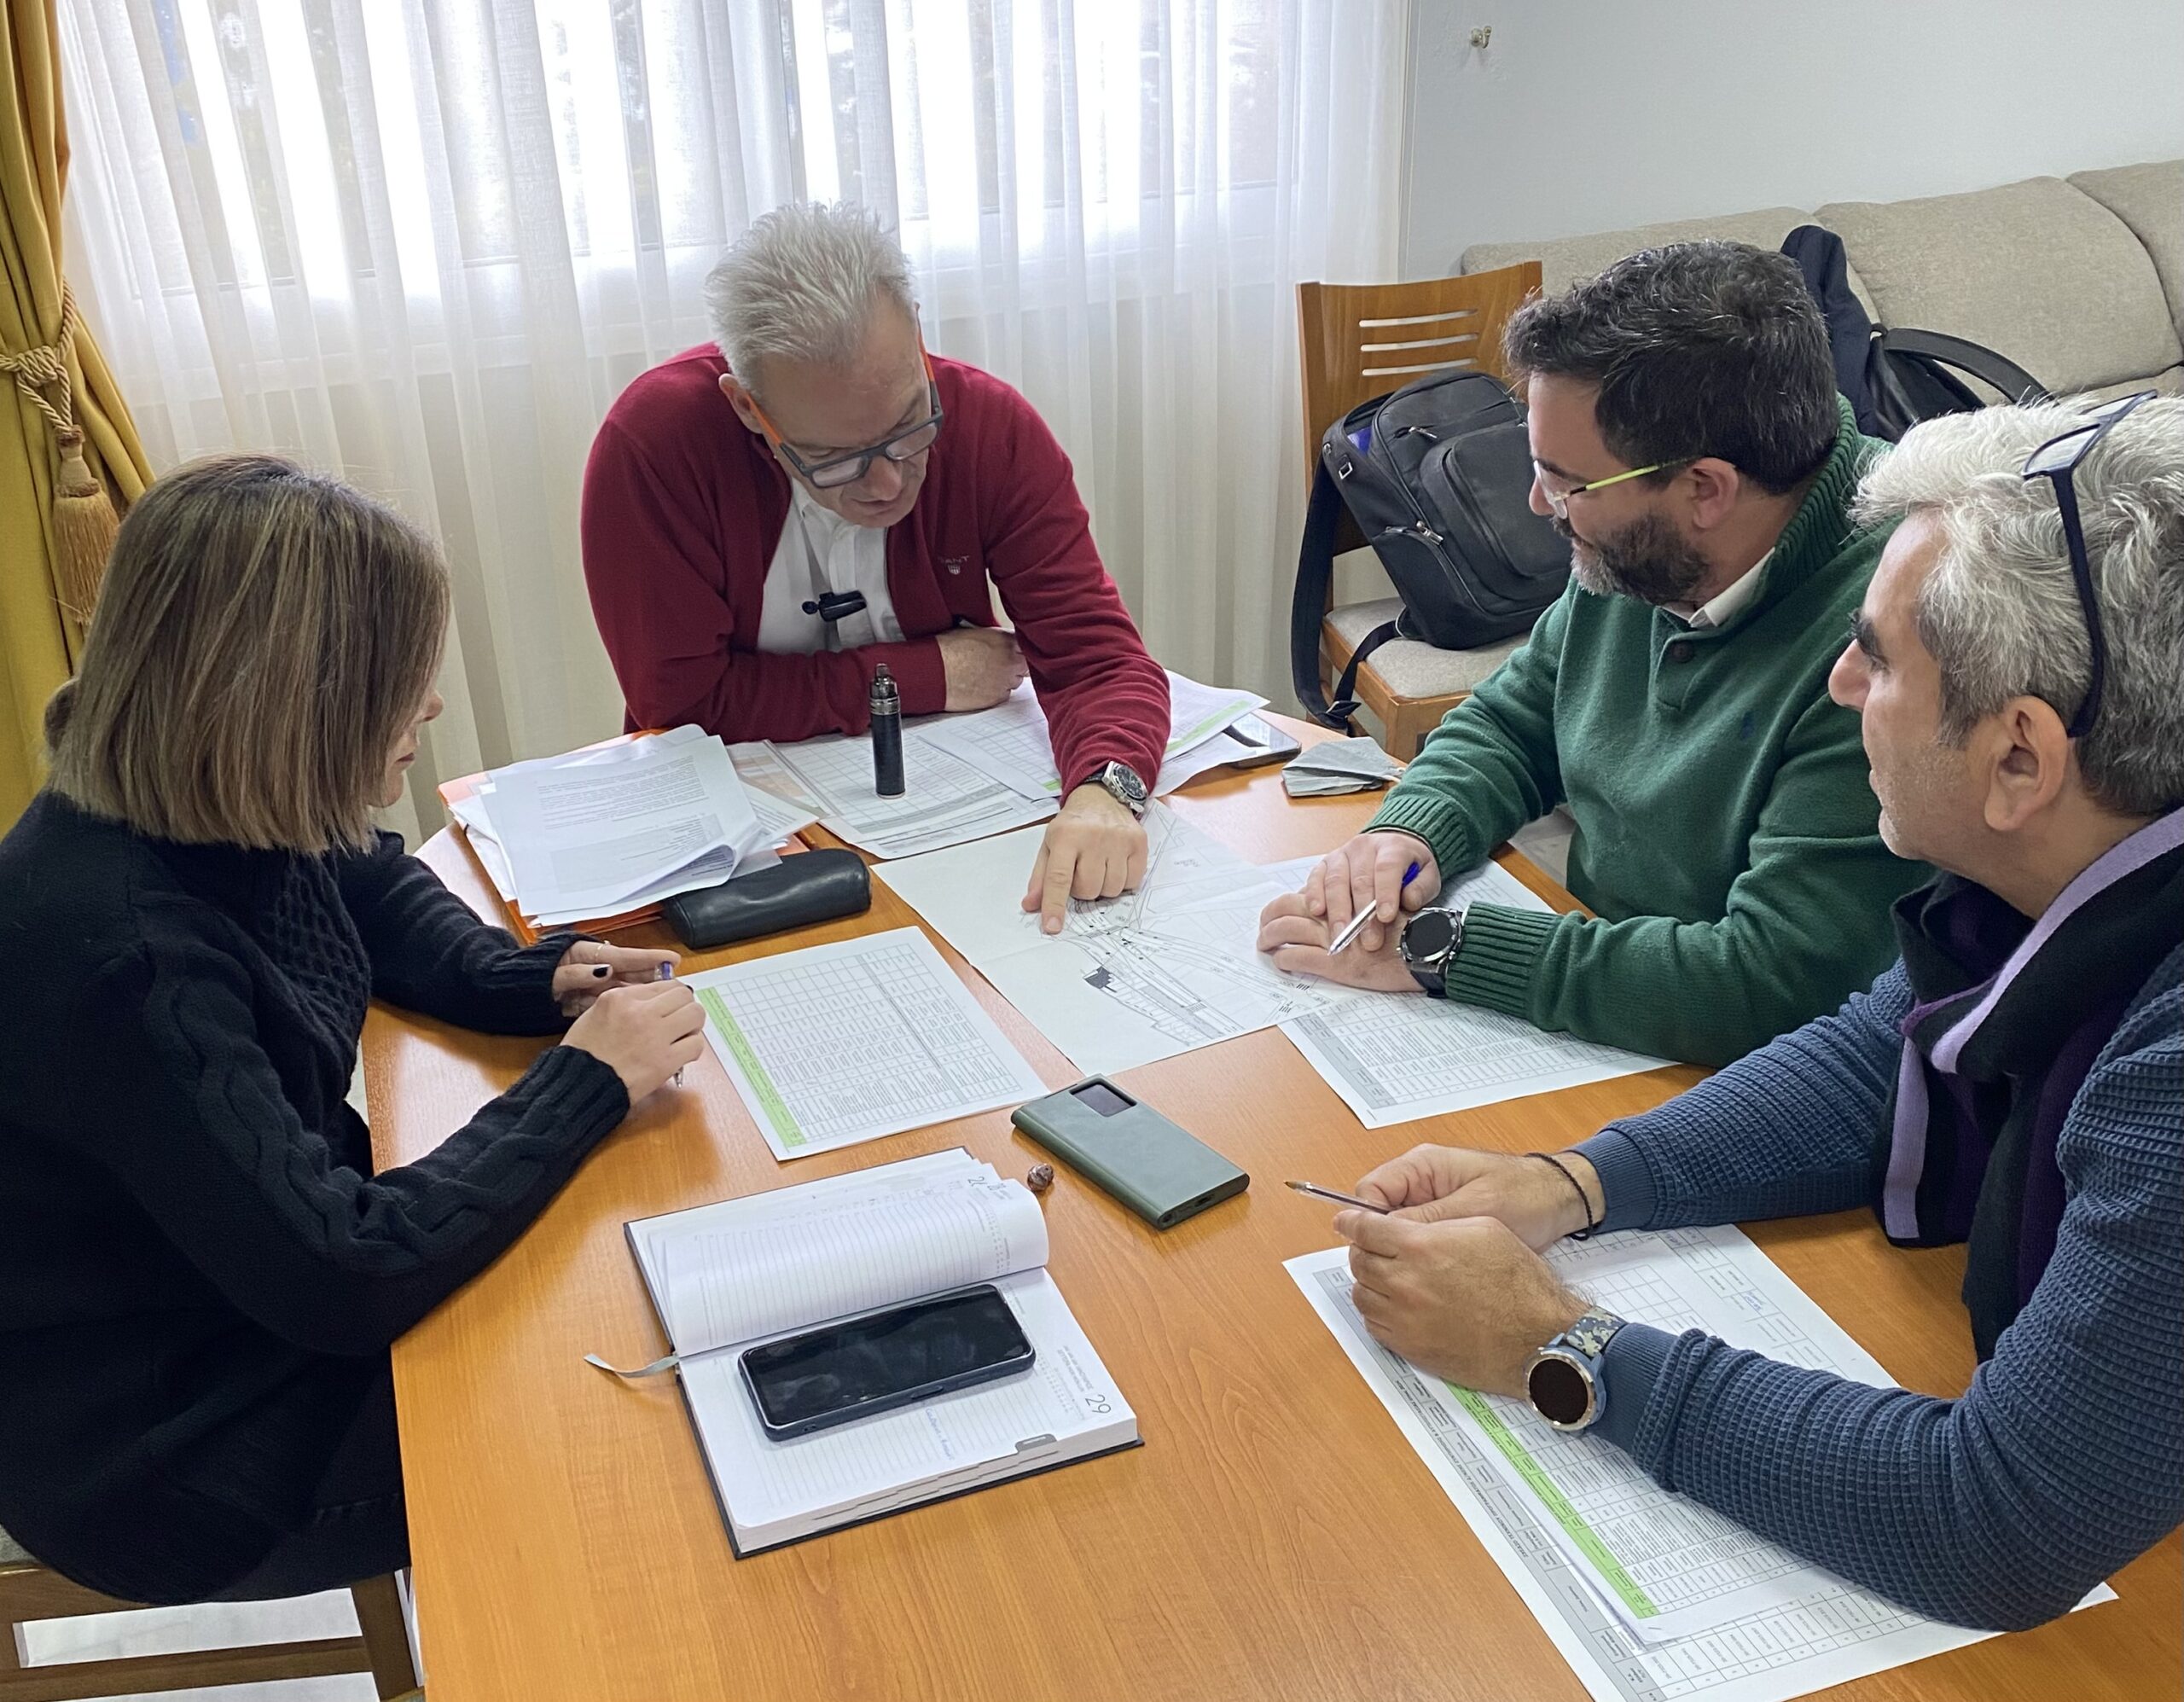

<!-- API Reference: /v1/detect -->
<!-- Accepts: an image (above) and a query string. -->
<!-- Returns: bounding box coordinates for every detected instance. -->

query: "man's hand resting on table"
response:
[1355,1144,1603,1248]
[938,627,1027,712]
[1255,828,1440,993]
[1337,1211,1589,1397]
[1022,784,1147,934]
[1332,1144,1604,1394]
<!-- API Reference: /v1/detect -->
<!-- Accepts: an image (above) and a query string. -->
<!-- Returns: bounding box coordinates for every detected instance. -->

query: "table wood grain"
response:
[364,716,2179,1702]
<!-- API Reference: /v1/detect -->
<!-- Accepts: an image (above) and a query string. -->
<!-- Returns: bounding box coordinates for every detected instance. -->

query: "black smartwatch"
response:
[1398,904,1464,996]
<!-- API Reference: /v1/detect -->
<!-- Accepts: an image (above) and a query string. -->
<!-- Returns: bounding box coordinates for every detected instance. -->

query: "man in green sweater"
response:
[1258,241,1926,1066]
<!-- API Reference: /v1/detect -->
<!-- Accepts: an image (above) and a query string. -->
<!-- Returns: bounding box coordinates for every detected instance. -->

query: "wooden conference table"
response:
[363,715,2179,1702]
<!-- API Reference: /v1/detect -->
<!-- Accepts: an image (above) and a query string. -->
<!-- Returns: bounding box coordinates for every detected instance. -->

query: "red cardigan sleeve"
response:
[979,386,1170,788]
[580,412,946,739]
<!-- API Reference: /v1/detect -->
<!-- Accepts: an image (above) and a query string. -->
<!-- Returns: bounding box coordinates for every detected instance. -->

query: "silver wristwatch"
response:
[1398,905,1465,996]
[1525,1306,1627,1432]
[1086,760,1149,819]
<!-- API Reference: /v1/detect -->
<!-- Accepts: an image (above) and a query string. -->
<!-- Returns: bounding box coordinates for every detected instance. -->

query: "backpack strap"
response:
[1874,328,2050,406]
[1290,458,1351,728]
[1323,619,1402,732]
[1867,327,2052,438]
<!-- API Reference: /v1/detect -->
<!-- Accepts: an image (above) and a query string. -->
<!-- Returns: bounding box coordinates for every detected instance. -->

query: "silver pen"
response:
[1324,904,1381,956]
[1284,1179,1389,1213]
[1327,858,1424,956]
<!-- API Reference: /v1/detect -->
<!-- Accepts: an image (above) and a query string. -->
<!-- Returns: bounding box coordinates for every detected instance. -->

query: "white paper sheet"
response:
[1287,1229,2115,1702]
[921,671,1266,800]
[766,726,1056,858]
[686,927,1048,1160]
[485,732,765,915]
[450,730,779,923]
[725,741,824,845]
[655,1168,1049,1355]
[1275,859,1670,1124]
[875,805,1356,1076]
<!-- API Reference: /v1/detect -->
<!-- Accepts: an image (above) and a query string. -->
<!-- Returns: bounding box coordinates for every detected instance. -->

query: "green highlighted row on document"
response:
[1450,1385,1660,1621]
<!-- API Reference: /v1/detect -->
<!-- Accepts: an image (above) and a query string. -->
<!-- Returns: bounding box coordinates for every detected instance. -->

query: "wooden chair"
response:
[1295,261,1542,757]
[0,1528,418,1702]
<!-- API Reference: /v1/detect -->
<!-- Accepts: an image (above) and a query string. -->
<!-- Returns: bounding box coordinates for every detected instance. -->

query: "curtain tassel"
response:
[1,286,120,629]
[49,427,119,628]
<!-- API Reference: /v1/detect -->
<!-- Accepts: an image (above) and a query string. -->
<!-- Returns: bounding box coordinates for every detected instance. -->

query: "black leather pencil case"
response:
[660,849,870,949]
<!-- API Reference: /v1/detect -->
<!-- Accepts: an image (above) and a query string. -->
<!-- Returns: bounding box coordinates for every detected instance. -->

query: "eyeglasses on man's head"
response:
[2020,387,2155,741]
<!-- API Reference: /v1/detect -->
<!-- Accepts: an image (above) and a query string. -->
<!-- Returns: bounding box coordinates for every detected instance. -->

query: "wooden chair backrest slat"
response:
[1295,263,1542,490]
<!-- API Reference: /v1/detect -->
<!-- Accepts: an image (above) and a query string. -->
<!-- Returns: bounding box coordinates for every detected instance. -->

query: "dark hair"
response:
[1504,241,1839,495]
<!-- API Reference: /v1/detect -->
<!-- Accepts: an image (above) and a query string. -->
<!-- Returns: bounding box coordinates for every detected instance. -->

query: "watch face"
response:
[1104,764,1148,804]
[1529,1353,1591,1427]
[1403,909,1458,961]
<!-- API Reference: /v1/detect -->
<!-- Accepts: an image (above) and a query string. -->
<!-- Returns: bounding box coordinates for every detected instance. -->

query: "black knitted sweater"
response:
[0,792,627,1602]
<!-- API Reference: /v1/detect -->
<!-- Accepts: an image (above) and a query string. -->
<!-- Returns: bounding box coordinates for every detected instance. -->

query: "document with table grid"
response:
[1265,856,1671,1123]
[686,928,1048,1160]
[1287,1224,2113,1702]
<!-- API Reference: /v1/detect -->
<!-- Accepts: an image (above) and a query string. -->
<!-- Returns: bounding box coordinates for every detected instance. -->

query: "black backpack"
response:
[1289,369,1566,729]
[1780,224,2050,441]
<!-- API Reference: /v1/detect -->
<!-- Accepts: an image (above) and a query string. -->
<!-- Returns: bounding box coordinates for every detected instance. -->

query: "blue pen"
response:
[1327,860,1420,955]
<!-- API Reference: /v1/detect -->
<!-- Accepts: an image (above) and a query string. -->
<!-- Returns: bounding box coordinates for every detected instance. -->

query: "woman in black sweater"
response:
[0,456,704,1605]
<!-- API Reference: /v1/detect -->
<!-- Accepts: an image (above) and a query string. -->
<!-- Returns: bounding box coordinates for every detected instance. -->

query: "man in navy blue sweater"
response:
[1332,394,2183,1631]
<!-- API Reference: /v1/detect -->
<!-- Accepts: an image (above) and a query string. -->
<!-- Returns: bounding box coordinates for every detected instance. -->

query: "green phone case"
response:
[1011,1078,1249,1229]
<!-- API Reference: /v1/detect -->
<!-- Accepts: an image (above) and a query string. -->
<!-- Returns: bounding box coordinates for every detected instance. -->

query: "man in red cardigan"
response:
[581,202,1170,930]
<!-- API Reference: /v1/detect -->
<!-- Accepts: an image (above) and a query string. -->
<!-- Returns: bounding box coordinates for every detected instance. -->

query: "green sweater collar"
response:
[1715,398,1885,629]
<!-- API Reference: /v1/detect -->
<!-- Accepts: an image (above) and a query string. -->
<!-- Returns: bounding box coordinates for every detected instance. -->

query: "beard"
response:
[1554,510,1712,607]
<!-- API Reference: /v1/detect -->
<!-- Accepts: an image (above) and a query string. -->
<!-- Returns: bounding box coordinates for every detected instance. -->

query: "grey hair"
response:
[703,201,917,395]
[1850,396,2184,816]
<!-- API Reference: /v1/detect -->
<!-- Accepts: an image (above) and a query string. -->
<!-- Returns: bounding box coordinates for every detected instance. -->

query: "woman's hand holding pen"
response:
[561,979,705,1105]
[552,941,682,1017]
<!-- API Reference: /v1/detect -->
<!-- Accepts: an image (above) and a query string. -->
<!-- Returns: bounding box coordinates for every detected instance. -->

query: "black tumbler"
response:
[869,664,906,796]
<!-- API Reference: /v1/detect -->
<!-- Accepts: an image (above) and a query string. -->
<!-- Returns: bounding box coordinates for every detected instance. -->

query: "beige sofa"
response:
[1460,160,2184,404]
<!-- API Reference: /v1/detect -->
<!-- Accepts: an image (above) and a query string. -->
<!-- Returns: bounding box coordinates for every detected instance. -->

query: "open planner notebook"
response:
[619,1149,1139,1556]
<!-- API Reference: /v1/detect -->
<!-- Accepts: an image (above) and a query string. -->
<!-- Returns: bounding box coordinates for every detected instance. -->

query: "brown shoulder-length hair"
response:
[45,454,450,854]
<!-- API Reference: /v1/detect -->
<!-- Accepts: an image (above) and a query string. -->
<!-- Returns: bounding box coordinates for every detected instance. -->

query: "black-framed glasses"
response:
[746,346,945,489]
[2022,389,2154,740]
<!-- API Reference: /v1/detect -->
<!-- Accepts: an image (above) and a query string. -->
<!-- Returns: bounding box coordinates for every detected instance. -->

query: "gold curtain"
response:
[0,0,150,828]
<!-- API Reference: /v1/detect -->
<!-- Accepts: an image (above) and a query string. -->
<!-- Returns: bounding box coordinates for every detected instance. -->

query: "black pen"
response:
[1284,1179,1390,1213]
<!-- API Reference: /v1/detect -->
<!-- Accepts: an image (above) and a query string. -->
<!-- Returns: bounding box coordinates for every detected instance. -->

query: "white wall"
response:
[1399,1,2184,277]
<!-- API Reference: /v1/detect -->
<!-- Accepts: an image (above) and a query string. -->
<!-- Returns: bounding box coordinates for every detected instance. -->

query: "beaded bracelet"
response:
[1529,1151,1598,1240]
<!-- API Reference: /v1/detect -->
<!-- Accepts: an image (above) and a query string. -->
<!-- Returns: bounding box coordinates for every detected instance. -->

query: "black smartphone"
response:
[1219,713,1303,769]
[738,1285,1037,1441]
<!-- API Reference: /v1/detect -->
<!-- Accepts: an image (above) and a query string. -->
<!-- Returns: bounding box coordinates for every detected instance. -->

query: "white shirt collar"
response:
[1672,549,1771,631]
[790,477,855,540]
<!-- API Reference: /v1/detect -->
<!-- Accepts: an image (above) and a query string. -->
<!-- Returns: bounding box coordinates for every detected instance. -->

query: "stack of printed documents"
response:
[746,670,1273,862]
[1281,735,1402,797]
[444,726,808,933]
[921,671,1269,802]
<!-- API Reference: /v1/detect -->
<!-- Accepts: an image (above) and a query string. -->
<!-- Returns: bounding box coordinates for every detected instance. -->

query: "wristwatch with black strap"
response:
[1083,760,1149,819]
[1398,903,1465,996]
[1525,1306,1628,1432]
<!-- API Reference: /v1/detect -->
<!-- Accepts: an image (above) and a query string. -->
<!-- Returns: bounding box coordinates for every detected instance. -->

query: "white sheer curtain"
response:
[58,0,1406,842]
